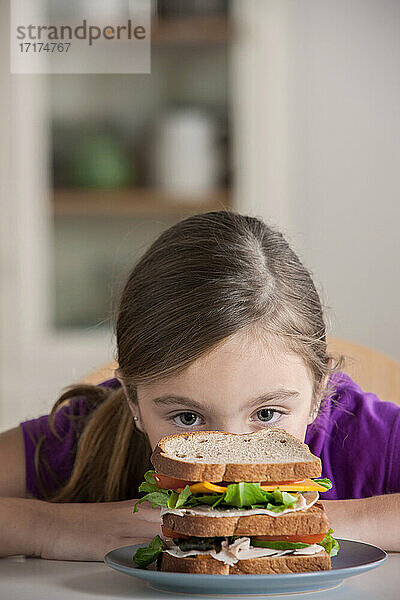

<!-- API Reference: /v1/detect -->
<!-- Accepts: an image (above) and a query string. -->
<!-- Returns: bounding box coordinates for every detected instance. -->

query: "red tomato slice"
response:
[253,533,326,544]
[154,472,195,490]
[161,526,326,544]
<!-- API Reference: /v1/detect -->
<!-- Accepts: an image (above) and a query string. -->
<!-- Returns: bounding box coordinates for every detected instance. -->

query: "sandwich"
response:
[132,428,339,574]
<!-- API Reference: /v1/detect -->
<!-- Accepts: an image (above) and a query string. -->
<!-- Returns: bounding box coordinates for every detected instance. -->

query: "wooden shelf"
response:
[152,16,232,45]
[52,188,231,217]
[45,16,232,49]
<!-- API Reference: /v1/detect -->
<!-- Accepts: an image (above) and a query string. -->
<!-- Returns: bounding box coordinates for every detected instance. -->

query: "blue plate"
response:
[104,539,387,596]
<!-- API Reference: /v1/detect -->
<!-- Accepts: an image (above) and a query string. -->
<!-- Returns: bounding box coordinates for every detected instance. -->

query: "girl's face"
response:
[129,332,319,451]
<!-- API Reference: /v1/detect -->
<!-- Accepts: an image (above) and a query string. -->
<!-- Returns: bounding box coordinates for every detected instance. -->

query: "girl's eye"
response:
[254,408,282,424]
[172,412,203,427]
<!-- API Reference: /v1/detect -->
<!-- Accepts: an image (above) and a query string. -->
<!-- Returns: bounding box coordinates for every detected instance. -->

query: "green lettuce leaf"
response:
[132,535,167,568]
[318,528,340,557]
[223,483,298,510]
[133,471,300,513]
[211,494,225,508]
[251,539,310,550]
[133,470,170,512]
[133,491,170,512]
[167,485,192,509]
[183,493,221,506]
[252,528,340,556]
[224,482,268,507]
[138,469,159,492]
[312,478,333,490]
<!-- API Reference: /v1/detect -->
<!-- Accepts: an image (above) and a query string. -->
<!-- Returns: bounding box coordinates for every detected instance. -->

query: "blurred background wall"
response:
[233,0,400,357]
[0,0,399,431]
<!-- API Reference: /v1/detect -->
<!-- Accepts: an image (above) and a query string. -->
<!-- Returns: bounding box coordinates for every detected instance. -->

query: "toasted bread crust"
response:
[151,430,322,482]
[162,501,329,537]
[160,550,331,574]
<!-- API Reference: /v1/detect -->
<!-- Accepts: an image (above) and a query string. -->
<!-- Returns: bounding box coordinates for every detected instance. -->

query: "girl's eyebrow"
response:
[151,389,300,411]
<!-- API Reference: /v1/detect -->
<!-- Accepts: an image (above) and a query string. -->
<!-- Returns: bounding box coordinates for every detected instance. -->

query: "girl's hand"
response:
[38,499,162,561]
[321,494,400,552]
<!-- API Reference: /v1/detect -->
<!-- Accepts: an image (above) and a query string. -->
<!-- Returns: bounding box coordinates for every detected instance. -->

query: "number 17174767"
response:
[18,42,71,52]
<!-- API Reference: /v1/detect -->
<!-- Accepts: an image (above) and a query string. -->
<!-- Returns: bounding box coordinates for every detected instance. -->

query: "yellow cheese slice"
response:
[177,482,227,494]
[176,479,327,494]
[260,480,327,492]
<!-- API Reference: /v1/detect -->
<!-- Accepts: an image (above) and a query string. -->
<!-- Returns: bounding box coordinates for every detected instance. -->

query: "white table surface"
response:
[0,552,399,600]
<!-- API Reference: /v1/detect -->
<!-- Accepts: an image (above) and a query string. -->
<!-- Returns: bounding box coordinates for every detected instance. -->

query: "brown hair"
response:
[36,210,344,502]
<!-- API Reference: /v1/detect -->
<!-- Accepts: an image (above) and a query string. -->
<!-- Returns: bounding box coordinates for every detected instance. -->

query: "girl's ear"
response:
[115,369,146,434]
[126,398,146,434]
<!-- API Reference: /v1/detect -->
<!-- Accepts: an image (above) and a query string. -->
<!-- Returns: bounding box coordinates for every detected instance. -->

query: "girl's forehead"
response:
[188,331,304,377]
[138,335,312,405]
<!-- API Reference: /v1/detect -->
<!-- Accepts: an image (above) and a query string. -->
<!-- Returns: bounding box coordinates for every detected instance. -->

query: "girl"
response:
[0,211,399,561]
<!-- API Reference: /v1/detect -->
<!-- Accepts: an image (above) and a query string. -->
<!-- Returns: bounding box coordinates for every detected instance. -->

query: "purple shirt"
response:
[19,372,400,501]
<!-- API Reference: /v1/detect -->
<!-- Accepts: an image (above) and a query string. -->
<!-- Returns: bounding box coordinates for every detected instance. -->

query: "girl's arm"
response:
[0,496,161,561]
[0,497,42,557]
[321,494,400,552]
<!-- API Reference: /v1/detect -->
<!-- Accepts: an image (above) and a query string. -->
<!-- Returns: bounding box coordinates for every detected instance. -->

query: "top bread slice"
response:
[151,428,322,482]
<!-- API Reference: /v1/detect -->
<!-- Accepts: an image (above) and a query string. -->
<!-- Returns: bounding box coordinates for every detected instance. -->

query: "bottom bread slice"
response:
[161,550,331,575]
